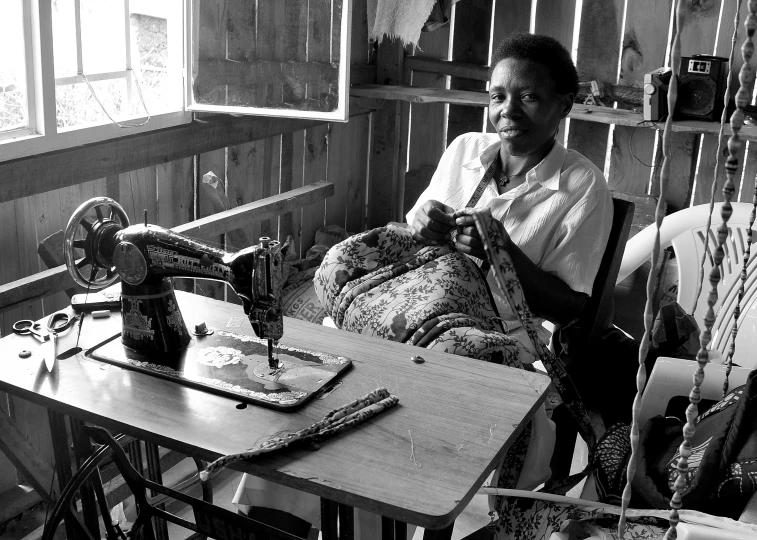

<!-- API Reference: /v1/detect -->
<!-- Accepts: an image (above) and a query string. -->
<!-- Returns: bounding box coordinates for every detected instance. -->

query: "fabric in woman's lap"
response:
[315,224,525,367]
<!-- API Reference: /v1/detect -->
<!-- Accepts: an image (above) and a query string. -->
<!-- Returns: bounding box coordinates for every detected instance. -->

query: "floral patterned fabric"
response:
[314,224,524,366]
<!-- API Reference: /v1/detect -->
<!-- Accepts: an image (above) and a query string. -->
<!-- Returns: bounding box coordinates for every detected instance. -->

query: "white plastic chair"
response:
[619,202,757,370]
[619,201,757,435]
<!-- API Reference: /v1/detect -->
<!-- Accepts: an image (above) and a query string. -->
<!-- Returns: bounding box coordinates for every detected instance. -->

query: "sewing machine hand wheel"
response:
[64,197,130,289]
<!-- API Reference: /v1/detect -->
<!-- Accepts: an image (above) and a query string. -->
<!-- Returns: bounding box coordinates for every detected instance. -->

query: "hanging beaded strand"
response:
[617,2,684,538]
[692,0,743,320]
[664,4,757,540]
[724,1,757,397]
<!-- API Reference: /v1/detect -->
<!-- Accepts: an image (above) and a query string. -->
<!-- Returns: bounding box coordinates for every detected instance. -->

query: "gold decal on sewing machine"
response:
[147,245,230,280]
[166,299,185,336]
[122,298,155,341]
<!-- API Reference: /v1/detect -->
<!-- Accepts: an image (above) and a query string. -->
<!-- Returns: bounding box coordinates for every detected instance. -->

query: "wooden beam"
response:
[173,181,334,238]
[0,106,374,204]
[0,406,55,502]
[0,484,42,526]
[350,85,757,141]
[0,182,334,314]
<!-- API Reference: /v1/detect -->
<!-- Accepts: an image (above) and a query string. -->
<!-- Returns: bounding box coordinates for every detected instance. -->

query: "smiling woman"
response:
[406,32,613,349]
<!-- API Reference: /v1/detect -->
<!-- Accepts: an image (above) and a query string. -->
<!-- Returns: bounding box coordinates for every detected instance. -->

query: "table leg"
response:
[321,499,339,539]
[69,418,101,539]
[421,522,455,540]
[47,410,77,540]
[144,441,170,540]
[338,504,354,540]
[381,516,407,540]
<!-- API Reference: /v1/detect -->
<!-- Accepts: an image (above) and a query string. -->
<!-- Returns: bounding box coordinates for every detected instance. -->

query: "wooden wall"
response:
[399,0,757,221]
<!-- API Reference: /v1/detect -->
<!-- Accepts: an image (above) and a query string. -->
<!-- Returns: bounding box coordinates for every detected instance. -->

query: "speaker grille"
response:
[678,75,717,117]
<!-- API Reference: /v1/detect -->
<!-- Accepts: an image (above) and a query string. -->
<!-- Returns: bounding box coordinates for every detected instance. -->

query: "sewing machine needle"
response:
[267,339,276,369]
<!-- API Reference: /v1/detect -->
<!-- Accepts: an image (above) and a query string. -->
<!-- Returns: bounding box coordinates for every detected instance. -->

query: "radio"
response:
[643,67,672,122]
[676,54,728,121]
[643,55,729,122]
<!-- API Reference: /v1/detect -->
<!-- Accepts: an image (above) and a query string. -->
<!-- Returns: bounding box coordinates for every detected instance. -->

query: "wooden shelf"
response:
[350,84,757,142]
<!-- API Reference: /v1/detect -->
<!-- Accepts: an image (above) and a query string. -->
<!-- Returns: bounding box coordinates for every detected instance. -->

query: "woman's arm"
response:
[454,216,588,325]
[495,238,588,325]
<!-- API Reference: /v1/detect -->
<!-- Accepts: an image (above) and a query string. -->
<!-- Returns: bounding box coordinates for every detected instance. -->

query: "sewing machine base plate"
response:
[87,330,352,411]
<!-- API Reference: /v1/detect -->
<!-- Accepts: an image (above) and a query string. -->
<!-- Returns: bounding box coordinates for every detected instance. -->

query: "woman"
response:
[407,32,613,364]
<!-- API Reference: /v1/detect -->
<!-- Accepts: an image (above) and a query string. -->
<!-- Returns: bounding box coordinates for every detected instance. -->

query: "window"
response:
[2,0,188,162]
[0,0,353,162]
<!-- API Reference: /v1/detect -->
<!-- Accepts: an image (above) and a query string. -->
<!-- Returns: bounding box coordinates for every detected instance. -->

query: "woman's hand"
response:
[453,212,510,261]
[410,200,456,245]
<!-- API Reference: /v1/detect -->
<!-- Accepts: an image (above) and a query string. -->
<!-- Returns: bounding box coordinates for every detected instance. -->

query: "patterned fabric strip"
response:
[459,207,598,454]
[200,388,399,480]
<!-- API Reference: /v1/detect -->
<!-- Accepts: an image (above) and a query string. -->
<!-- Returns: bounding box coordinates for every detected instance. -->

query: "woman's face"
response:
[488,58,573,159]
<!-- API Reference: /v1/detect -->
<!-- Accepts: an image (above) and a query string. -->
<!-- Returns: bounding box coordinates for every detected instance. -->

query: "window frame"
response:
[184,0,353,122]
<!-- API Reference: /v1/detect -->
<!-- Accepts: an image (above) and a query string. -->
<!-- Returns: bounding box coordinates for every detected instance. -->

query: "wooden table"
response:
[0,290,550,536]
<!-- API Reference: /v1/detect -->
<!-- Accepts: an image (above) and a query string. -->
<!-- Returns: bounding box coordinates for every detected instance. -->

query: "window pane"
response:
[52,0,78,77]
[80,0,126,74]
[0,0,28,132]
[55,1,181,127]
[52,0,127,78]
[129,2,183,114]
[57,78,140,128]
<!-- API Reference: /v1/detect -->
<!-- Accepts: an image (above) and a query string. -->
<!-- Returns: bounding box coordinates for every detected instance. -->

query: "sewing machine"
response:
[62,197,351,410]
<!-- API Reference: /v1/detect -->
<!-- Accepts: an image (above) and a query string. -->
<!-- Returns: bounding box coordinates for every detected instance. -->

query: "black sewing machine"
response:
[62,197,351,410]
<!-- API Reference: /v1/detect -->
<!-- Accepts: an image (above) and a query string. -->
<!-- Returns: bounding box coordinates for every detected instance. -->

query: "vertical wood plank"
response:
[694,0,745,206]
[447,0,492,143]
[227,140,266,247]
[226,0,258,106]
[368,40,404,227]
[676,0,723,206]
[485,0,532,134]
[308,0,333,111]
[609,0,669,197]
[327,114,370,233]
[157,157,194,293]
[196,149,227,301]
[0,395,18,493]
[302,125,329,251]
[260,135,282,240]
[406,27,451,215]
[491,0,532,43]
[567,0,624,171]
[197,0,228,105]
[534,0,577,50]
[289,130,306,256]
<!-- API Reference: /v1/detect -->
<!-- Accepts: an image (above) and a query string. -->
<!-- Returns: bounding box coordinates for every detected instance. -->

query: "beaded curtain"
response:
[617,1,757,539]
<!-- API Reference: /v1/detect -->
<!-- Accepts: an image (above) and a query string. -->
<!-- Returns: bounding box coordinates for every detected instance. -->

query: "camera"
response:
[643,67,672,122]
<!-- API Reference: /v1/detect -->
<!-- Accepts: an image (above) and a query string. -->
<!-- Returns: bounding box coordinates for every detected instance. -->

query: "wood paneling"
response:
[406,25,451,216]
[568,0,624,171]
[610,0,670,197]
[446,0,491,143]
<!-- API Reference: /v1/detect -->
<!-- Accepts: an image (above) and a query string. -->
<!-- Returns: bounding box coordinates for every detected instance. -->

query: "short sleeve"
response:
[539,188,613,296]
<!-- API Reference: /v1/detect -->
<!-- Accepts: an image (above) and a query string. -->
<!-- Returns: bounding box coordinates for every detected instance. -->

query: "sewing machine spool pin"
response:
[64,197,286,361]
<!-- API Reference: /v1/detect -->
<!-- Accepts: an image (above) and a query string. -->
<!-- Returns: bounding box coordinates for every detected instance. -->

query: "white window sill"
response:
[0,110,191,162]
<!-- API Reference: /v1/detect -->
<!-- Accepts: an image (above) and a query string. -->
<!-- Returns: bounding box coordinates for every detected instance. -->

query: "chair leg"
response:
[545,404,578,491]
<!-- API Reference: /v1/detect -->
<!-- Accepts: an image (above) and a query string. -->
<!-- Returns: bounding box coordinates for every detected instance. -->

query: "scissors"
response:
[44,311,79,372]
[12,320,50,344]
